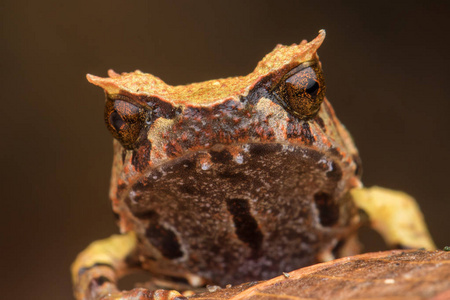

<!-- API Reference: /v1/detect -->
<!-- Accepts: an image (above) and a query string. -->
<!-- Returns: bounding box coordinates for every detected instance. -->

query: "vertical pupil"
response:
[110,111,126,131]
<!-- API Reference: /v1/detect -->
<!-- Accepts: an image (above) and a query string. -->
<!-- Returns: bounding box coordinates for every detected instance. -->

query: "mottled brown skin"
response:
[72,31,434,300]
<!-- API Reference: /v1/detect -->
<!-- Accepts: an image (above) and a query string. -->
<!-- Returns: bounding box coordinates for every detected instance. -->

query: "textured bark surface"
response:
[189,250,450,300]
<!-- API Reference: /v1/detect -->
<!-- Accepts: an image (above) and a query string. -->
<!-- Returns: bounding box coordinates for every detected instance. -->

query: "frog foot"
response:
[100,288,186,300]
[72,232,197,300]
[351,186,436,250]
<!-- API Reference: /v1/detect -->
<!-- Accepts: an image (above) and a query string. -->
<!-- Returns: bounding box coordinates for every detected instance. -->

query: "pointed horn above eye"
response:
[254,30,327,79]
[317,29,326,43]
[304,29,326,53]
[107,69,121,78]
[86,73,108,87]
[295,29,326,62]
[86,73,121,95]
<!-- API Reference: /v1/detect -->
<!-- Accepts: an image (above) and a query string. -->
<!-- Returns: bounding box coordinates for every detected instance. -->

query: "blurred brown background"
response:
[1,1,449,299]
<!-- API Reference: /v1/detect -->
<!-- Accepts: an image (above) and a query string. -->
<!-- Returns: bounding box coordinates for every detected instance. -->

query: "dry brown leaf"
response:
[189,250,450,300]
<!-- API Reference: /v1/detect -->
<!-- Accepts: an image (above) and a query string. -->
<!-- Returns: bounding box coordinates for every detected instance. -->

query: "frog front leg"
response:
[350,186,436,250]
[71,232,185,300]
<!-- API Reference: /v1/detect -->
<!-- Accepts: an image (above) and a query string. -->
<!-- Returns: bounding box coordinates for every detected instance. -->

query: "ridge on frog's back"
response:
[72,30,435,300]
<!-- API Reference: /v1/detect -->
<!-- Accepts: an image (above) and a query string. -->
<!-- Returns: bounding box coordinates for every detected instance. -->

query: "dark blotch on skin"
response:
[243,80,272,105]
[180,159,195,170]
[139,210,183,259]
[178,184,199,195]
[132,139,152,172]
[226,198,263,258]
[141,95,178,119]
[210,149,233,164]
[132,181,150,192]
[133,210,158,220]
[286,121,315,145]
[146,225,184,259]
[353,154,363,177]
[315,116,326,130]
[327,147,343,159]
[249,143,282,156]
[164,141,179,158]
[117,183,128,193]
[218,171,247,186]
[121,150,127,164]
[301,122,315,144]
[326,161,342,182]
[314,192,339,227]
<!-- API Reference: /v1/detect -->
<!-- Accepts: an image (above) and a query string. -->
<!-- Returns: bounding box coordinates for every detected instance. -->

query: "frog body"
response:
[72,31,434,300]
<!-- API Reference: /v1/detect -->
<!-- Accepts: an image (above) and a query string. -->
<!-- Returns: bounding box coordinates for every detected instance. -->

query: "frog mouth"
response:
[122,142,355,281]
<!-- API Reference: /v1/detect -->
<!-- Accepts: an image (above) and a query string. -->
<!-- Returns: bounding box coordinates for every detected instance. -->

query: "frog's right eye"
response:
[104,96,150,149]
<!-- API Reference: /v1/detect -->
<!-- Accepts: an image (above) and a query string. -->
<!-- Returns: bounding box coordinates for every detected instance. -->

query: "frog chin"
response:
[119,141,358,285]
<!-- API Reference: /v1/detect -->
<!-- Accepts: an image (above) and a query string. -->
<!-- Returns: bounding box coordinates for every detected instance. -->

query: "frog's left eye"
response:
[273,62,326,119]
[104,96,150,149]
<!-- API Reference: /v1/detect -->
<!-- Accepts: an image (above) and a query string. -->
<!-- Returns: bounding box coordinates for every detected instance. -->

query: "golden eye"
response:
[273,62,326,119]
[104,96,150,149]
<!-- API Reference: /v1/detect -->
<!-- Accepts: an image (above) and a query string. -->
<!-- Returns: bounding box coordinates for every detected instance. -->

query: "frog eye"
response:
[273,63,326,119]
[104,96,150,149]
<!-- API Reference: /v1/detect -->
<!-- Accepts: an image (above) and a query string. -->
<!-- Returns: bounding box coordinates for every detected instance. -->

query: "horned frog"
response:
[72,30,435,300]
